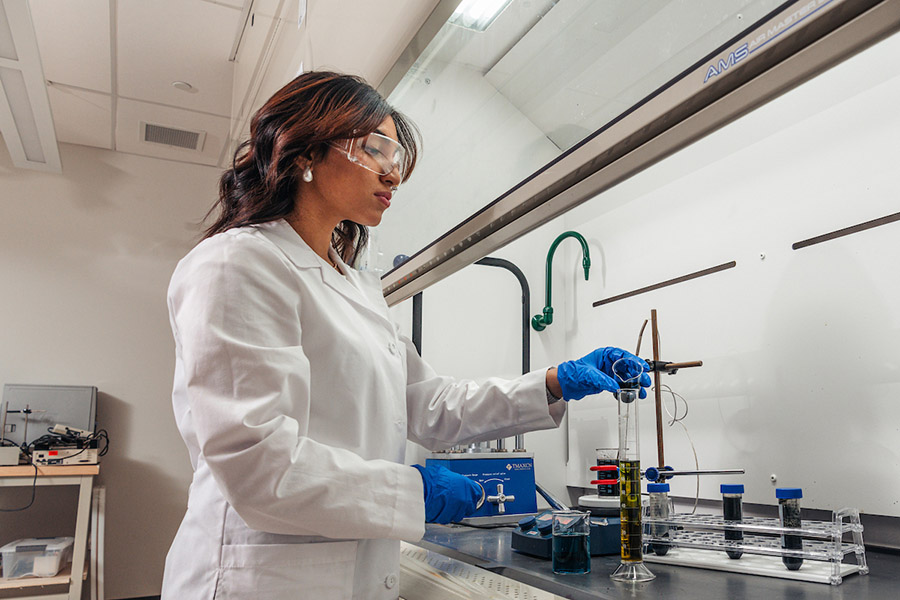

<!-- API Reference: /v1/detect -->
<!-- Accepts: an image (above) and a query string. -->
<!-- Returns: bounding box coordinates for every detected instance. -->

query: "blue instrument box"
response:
[426,452,538,521]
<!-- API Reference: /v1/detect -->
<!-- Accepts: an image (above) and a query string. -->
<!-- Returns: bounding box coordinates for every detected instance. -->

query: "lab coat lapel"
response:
[259,220,396,332]
[321,257,396,334]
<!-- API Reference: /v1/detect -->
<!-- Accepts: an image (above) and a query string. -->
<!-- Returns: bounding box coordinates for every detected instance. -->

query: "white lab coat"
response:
[160,219,565,600]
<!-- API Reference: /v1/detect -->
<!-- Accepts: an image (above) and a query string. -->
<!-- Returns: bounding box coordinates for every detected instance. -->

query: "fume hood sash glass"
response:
[377,0,898,304]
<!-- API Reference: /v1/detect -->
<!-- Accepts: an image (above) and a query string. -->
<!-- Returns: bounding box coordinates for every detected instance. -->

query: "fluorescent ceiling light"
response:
[0,0,61,172]
[449,0,514,32]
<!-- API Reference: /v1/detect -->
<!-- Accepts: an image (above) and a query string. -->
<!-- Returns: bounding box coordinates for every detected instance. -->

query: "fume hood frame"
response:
[376,0,900,306]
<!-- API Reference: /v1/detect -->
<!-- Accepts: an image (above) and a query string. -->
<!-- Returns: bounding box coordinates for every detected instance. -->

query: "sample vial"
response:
[720,484,744,559]
[646,482,671,556]
[776,488,803,571]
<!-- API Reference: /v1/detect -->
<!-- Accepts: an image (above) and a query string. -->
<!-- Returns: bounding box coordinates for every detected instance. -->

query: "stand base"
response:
[610,561,656,582]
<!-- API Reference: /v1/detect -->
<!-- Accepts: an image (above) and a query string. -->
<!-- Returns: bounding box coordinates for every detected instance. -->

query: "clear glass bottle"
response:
[720,484,744,559]
[646,482,671,556]
[776,487,803,571]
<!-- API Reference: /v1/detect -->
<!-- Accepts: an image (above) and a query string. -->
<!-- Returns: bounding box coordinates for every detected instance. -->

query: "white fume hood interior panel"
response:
[564,29,900,516]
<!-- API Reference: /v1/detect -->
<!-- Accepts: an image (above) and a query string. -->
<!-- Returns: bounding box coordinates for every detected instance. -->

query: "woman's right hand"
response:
[556,347,651,400]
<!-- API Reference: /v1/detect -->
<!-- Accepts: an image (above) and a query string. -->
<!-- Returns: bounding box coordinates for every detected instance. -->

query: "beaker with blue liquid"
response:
[552,510,591,574]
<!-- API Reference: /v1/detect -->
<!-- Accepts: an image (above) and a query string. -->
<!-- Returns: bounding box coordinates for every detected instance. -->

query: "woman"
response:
[161,71,649,600]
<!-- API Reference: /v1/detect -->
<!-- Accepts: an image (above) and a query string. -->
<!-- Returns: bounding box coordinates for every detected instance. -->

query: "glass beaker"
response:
[594,448,619,498]
[552,510,591,574]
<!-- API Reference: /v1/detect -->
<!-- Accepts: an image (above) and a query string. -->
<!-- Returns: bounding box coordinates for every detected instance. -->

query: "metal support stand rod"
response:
[651,310,665,469]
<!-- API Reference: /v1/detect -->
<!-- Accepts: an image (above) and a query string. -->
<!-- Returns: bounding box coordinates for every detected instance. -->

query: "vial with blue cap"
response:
[721,484,744,559]
[776,488,804,570]
[647,482,672,556]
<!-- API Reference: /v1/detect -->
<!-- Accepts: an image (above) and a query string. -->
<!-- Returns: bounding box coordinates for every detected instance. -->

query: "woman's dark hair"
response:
[204,71,420,264]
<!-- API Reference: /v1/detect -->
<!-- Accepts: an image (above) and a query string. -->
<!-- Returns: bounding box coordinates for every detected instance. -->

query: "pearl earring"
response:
[302,165,313,182]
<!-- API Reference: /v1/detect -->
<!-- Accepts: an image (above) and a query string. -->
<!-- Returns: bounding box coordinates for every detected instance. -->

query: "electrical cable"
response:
[656,384,701,514]
[0,462,38,512]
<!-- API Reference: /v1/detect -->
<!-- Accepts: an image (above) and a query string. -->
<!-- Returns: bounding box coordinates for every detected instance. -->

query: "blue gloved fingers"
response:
[557,359,619,401]
[637,372,653,399]
[413,464,482,524]
[448,478,483,523]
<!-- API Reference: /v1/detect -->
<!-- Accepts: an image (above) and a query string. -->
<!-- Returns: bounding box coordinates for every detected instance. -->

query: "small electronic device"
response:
[511,510,620,558]
[32,437,99,466]
[49,424,94,438]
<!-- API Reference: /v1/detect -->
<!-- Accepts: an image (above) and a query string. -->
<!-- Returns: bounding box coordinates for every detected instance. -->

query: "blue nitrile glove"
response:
[412,464,483,524]
[556,347,651,401]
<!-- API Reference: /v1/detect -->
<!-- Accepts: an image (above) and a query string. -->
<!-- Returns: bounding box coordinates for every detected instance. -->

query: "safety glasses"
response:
[330,132,408,181]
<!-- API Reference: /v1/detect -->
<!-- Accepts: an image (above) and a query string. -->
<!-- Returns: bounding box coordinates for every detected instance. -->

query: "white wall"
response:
[386,32,900,517]
[0,142,217,598]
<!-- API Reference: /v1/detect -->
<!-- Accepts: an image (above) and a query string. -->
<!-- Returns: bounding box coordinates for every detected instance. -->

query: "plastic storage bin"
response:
[0,537,74,579]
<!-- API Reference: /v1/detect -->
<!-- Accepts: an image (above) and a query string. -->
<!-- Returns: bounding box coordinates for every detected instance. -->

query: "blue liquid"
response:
[552,533,590,574]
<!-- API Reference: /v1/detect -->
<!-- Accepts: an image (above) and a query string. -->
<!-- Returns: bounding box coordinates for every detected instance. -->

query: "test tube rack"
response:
[641,507,868,585]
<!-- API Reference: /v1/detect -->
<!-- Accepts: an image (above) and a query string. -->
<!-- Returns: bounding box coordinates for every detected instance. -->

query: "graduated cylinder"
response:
[610,381,655,582]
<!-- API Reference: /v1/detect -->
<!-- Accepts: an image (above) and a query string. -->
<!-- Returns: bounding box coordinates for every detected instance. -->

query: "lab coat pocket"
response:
[216,540,357,600]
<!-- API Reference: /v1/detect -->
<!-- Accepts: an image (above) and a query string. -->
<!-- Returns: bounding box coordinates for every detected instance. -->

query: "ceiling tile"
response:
[30,0,111,93]
[308,0,441,86]
[48,84,113,149]
[117,0,239,117]
[116,98,230,167]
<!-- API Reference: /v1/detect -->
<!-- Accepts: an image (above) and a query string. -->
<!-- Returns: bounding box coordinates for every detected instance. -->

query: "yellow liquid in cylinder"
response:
[619,459,643,562]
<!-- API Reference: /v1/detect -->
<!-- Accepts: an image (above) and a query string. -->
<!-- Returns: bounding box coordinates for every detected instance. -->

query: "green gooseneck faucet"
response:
[532,231,590,331]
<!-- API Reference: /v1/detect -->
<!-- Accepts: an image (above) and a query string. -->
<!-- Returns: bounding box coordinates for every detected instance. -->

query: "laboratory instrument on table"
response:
[1,385,97,448]
[511,510,619,559]
[609,368,655,583]
[426,451,537,523]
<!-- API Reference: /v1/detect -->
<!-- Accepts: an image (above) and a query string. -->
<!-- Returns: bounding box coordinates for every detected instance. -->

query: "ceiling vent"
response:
[141,122,206,151]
